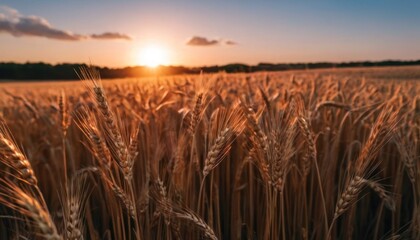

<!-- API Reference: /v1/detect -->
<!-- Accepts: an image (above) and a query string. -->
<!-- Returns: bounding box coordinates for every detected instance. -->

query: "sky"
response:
[0,1,420,67]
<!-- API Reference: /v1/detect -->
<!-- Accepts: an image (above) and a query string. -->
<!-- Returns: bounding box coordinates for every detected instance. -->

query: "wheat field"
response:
[0,66,418,240]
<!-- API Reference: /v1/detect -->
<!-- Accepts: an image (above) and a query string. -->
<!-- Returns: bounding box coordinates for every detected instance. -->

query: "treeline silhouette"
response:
[1,60,420,80]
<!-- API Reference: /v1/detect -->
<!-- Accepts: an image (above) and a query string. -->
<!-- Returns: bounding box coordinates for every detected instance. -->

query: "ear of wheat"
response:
[77,66,132,180]
[62,174,91,240]
[156,196,218,240]
[0,122,38,186]
[203,105,245,177]
[333,109,399,220]
[0,180,62,240]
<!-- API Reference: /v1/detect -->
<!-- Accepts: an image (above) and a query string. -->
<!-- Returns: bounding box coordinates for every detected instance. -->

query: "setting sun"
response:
[137,45,168,67]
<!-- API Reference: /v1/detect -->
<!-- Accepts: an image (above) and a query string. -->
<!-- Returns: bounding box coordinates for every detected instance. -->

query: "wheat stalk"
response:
[270,122,296,192]
[189,93,204,135]
[157,197,218,240]
[0,123,38,186]
[77,66,132,180]
[0,180,62,240]
[75,110,112,169]
[297,116,316,177]
[102,176,136,219]
[363,179,395,211]
[334,175,365,219]
[240,102,268,152]
[203,127,232,177]
[59,90,70,134]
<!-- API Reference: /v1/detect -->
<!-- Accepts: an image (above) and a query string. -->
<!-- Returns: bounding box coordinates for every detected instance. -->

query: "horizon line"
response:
[1,58,420,69]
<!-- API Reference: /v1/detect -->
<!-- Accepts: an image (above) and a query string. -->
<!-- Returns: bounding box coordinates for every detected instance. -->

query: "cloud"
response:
[0,6,131,41]
[1,15,86,40]
[186,36,238,46]
[225,40,237,45]
[0,6,19,17]
[186,36,220,46]
[91,32,132,40]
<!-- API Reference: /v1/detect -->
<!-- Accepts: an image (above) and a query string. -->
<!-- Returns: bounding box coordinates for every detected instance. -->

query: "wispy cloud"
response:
[225,40,237,45]
[186,35,237,46]
[186,36,219,46]
[0,6,131,41]
[90,32,132,40]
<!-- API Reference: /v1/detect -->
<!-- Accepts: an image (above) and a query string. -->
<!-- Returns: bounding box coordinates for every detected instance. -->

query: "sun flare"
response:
[137,45,168,68]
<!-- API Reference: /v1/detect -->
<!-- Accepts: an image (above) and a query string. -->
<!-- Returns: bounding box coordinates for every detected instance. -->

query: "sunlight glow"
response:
[137,45,168,67]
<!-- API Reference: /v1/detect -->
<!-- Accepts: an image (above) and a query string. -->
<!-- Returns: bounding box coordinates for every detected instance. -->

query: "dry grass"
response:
[0,66,418,239]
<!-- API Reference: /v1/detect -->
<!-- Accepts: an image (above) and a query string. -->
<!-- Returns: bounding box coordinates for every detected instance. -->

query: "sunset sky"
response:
[1,1,420,67]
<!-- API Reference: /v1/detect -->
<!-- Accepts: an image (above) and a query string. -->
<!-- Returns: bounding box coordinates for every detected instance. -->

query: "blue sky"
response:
[1,1,419,67]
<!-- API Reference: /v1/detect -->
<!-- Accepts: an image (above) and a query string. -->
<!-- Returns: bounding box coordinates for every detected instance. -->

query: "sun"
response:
[137,45,168,68]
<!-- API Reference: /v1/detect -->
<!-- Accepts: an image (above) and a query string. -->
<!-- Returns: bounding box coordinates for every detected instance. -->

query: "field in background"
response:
[2,65,420,87]
[0,66,419,239]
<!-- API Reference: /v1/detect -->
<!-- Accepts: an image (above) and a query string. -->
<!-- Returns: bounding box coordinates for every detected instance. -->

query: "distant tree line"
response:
[0,60,419,80]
